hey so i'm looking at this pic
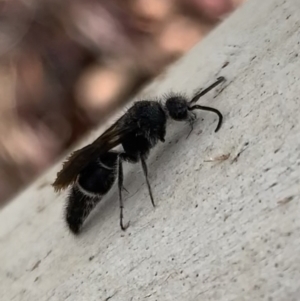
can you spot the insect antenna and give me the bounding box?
[189,76,225,104]
[189,105,223,132]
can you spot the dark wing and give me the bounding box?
[52,116,136,192]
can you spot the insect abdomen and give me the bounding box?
[65,152,119,234]
[65,187,101,234]
[77,152,118,195]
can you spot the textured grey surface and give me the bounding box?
[1,0,300,300]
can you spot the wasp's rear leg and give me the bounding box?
[118,157,130,231]
[140,155,155,207]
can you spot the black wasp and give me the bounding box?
[53,76,225,234]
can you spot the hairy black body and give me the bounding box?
[66,152,118,234]
[54,77,226,234]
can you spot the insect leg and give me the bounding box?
[122,186,129,194]
[189,77,225,104]
[118,156,130,231]
[186,112,197,139]
[189,105,223,132]
[140,155,155,207]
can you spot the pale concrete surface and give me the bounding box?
[1,0,300,300]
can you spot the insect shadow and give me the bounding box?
[53,77,226,234]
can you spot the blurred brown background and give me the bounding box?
[0,0,245,206]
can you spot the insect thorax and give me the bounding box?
[127,101,167,141]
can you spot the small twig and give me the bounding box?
[223,214,230,221]
[30,260,41,271]
[104,292,117,301]
[277,196,294,206]
[204,153,230,163]
[231,142,249,163]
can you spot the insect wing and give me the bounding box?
[52,119,136,191]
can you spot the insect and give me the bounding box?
[53,76,225,233]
